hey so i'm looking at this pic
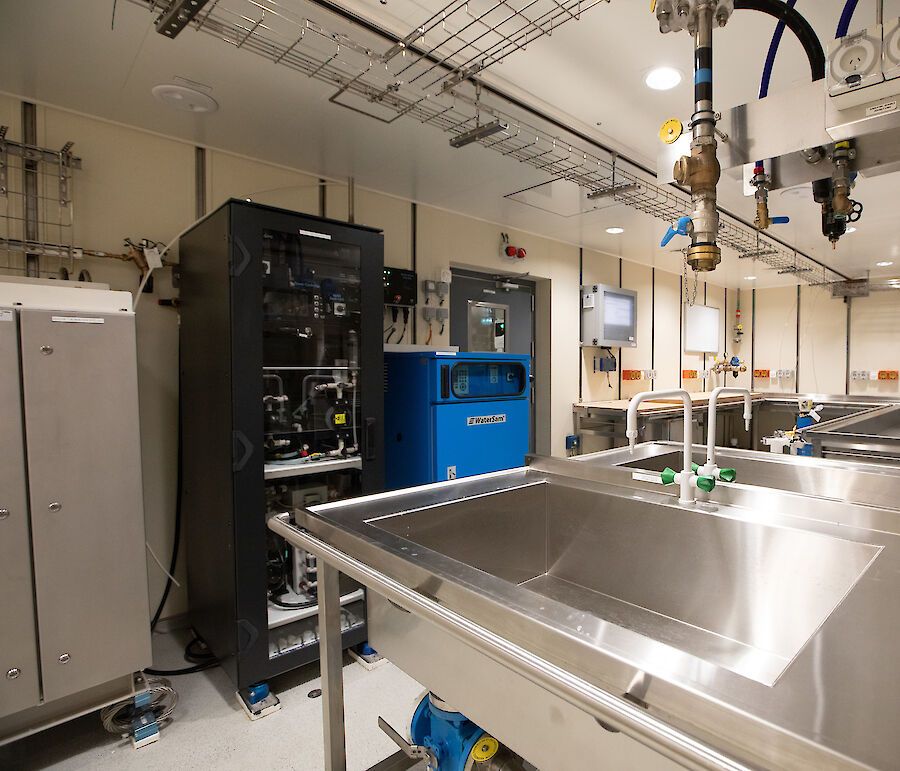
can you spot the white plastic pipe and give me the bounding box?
[627,389,694,504]
[705,387,752,469]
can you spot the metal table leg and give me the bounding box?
[320,559,347,771]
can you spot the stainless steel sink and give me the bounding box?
[575,440,900,510]
[371,478,878,686]
[277,456,900,769]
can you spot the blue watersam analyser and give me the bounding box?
[384,351,531,490]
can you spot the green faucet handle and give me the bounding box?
[696,475,716,492]
[661,467,677,485]
[691,462,699,473]
[718,468,736,483]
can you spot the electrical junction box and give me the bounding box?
[581,284,637,348]
[596,356,617,373]
[383,267,417,307]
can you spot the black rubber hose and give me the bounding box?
[734,0,825,82]
[144,661,217,677]
[150,345,182,631]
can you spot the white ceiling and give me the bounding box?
[1,0,899,288]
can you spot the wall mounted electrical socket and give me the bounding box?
[440,269,452,284]
[436,307,449,321]
[422,306,436,322]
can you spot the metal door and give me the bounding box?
[0,308,41,717]
[450,270,535,451]
[19,309,151,702]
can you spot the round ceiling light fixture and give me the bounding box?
[151,84,218,113]
[877,260,894,267]
[845,226,857,233]
[645,66,682,90]
[744,275,757,280]
[605,227,625,234]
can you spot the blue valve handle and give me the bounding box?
[661,216,692,247]
[771,216,790,224]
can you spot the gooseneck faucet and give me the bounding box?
[698,387,752,482]
[626,389,715,506]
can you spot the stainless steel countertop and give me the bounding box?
[573,440,900,510]
[573,392,899,418]
[295,457,900,770]
[807,403,900,446]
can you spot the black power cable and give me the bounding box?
[150,345,182,631]
[144,661,217,677]
[734,0,825,81]
[144,636,219,677]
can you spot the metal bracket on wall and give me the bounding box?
[0,130,82,170]
[0,125,82,273]
[0,126,7,197]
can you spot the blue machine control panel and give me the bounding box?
[384,352,531,490]
[450,361,526,399]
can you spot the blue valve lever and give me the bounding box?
[661,216,692,247]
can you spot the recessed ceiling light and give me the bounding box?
[605,227,625,234]
[151,84,219,113]
[877,261,894,267]
[645,66,682,90]
[744,275,757,280]
[846,226,857,233]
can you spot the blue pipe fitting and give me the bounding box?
[410,694,498,771]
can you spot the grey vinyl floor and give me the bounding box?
[0,628,425,771]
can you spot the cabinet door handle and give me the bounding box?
[233,430,253,472]
[364,417,377,461]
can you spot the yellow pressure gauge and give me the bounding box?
[660,118,683,145]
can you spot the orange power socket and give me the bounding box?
[878,370,899,380]
[682,369,698,379]
[754,369,771,378]
[622,370,643,381]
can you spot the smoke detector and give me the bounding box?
[151,84,218,113]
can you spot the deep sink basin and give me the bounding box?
[371,480,878,686]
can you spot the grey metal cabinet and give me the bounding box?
[0,309,41,718]
[0,306,151,716]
